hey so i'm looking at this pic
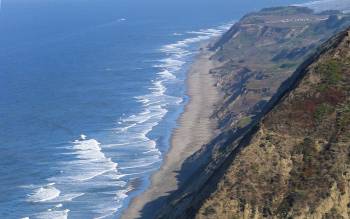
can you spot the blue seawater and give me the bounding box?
[0,0,311,218]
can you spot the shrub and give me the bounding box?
[314,103,334,122]
[237,116,253,128]
[315,59,342,85]
[338,103,350,128]
[316,83,328,92]
[280,62,297,69]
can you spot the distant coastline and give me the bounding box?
[121,1,350,218]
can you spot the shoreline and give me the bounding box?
[121,47,220,219]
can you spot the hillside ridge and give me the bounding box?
[136,6,350,219]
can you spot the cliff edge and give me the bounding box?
[197,28,350,219]
[154,7,350,219]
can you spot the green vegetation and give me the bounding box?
[314,103,334,122]
[279,62,298,69]
[237,116,253,128]
[277,190,307,218]
[338,103,350,128]
[203,206,216,216]
[315,59,342,85]
[324,207,344,219]
[315,58,342,95]
[260,6,313,16]
[251,163,259,173]
[316,83,328,92]
[297,138,317,163]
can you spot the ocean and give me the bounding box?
[0,0,332,218]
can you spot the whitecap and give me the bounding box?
[25,135,124,218]
[27,184,60,203]
[118,159,161,170]
[50,193,85,202]
[115,186,133,201]
[173,32,183,36]
[24,22,235,219]
[34,209,69,219]
[47,138,119,183]
[158,70,177,80]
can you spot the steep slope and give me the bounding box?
[197,28,350,219]
[176,7,350,182]
[210,6,350,132]
[154,9,350,219]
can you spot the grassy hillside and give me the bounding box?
[210,6,350,132]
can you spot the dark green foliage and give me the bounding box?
[294,138,318,165]
[260,6,313,15]
[237,117,253,128]
[316,83,328,92]
[323,207,344,219]
[314,103,334,122]
[281,138,332,215]
[338,103,350,128]
[280,63,298,69]
[203,206,216,216]
[315,59,342,85]
[294,138,315,155]
[277,191,307,218]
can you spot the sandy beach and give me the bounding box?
[121,48,220,219]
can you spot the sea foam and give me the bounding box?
[22,22,233,219]
[27,184,60,203]
[34,209,70,219]
[110,20,234,201]
[24,136,127,219]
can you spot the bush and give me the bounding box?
[237,117,253,128]
[338,103,350,128]
[314,103,334,122]
[315,59,342,85]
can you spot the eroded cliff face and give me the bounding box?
[197,29,350,219]
[155,7,350,219]
[177,7,350,185]
[210,6,350,132]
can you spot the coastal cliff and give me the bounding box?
[196,28,350,219]
[211,6,350,132]
[152,6,350,219]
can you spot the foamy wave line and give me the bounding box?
[26,183,61,203]
[111,21,233,210]
[160,23,233,61]
[22,22,234,219]
[33,209,70,219]
[111,20,234,206]
[23,207,70,219]
[49,137,119,182]
[24,135,128,219]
